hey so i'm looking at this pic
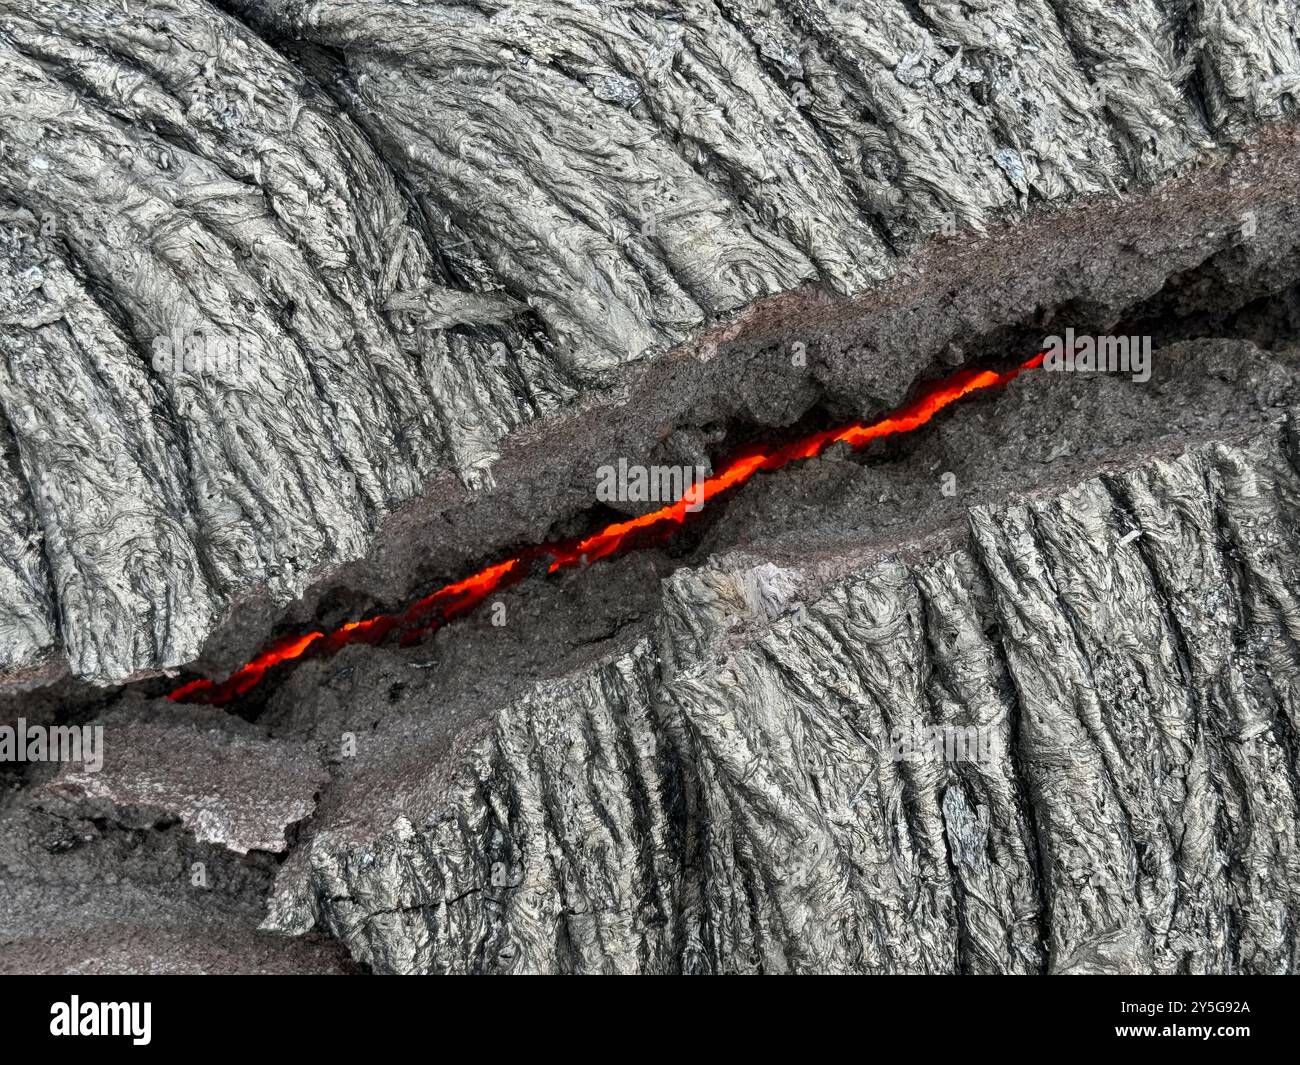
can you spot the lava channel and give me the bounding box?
[168,353,1046,704]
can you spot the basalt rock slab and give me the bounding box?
[40,702,328,855]
[0,771,353,974]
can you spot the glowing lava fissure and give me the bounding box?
[168,353,1045,705]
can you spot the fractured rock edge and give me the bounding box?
[0,776,357,975]
[87,124,1300,691]
[40,702,329,855]
[261,413,1300,974]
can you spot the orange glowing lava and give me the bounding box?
[168,353,1044,704]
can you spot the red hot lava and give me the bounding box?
[169,354,1045,704]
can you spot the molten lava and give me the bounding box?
[169,353,1045,704]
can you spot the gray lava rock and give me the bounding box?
[263,416,1300,973]
[1,0,1297,685]
[2,0,1300,979]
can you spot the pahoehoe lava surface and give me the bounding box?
[2,0,1299,686]
[1,0,1300,976]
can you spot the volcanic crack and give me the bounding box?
[167,354,1045,704]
